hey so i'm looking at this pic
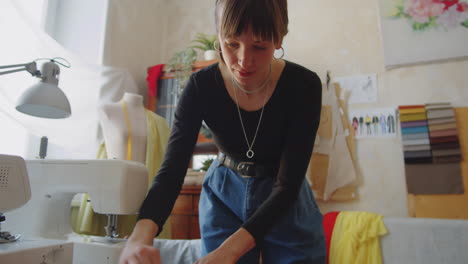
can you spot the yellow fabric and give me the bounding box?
[329,211,388,264]
[122,101,133,160]
[399,108,426,115]
[71,110,171,238]
[400,113,427,122]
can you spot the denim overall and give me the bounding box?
[199,159,326,264]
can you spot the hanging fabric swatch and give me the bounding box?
[399,103,464,194]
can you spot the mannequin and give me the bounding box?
[99,92,147,163]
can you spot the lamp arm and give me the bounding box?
[0,62,40,77]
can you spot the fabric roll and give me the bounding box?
[433,155,462,163]
[431,141,460,150]
[432,148,461,157]
[429,123,457,131]
[399,107,426,115]
[425,102,451,110]
[429,129,457,138]
[430,135,459,144]
[404,157,433,164]
[402,132,429,141]
[400,113,427,122]
[403,144,431,152]
[403,138,430,146]
[401,120,428,128]
[401,126,429,134]
[426,109,455,119]
[405,163,463,194]
[404,150,432,158]
[427,117,456,125]
[399,105,426,110]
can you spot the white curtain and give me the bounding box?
[0,0,138,158]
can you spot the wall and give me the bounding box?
[95,0,468,217]
[102,0,167,96]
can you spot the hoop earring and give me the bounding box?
[274,47,285,59]
[214,40,221,52]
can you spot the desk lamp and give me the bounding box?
[0,58,71,118]
[0,58,71,243]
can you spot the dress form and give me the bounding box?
[99,93,147,163]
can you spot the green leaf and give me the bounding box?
[462,20,468,28]
[190,32,217,50]
[412,22,430,31]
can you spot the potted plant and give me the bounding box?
[166,47,198,96]
[191,33,218,61]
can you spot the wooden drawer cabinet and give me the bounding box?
[170,185,202,239]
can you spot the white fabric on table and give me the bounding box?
[381,217,468,264]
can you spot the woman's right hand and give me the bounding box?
[119,240,161,264]
[119,219,161,264]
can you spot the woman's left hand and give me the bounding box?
[194,248,237,264]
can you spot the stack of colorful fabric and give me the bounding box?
[399,105,431,164]
[426,103,462,163]
[399,103,464,194]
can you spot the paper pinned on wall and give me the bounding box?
[334,74,378,104]
[348,108,397,139]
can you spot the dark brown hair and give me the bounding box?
[215,0,289,45]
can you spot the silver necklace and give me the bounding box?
[232,64,272,94]
[231,66,271,159]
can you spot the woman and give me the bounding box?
[119,0,325,263]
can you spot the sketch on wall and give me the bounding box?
[378,0,468,68]
[349,108,397,139]
[334,74,378,104]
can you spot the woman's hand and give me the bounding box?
[119,240,161,264]
[195,228,255,264]
[194,247,237,264]
[119,219,161,264]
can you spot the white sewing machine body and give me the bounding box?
[2,159,148,240]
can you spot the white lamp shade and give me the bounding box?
[16,82,71,119]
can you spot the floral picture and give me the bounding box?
[378,0,468,68]
[391,0,468,31]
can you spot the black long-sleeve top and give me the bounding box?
[138,60,322,245]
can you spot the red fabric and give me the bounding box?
[146,64,164,98]
[398,105,425,110]
[323,211,340,264]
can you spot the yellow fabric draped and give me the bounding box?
[329,211,388,264]
[122,101,133,160]
[71,110,171,238]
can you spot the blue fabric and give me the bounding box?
[401,126,429,135]
[199,160,326,264]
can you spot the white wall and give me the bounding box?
[102,0,167,96]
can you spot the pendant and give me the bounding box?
[246,149,254,159]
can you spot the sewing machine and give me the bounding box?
[1,158,148,241]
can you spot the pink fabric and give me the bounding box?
[429,128,458,138]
